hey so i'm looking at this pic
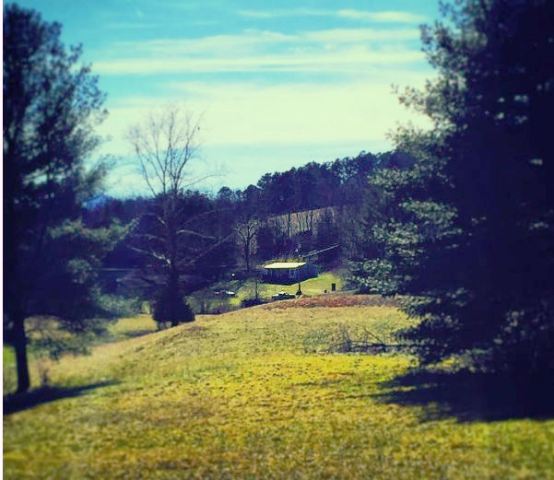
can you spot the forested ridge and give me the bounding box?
[82,150,413,284]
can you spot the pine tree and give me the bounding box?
[363,0,554,376]
[3,4,121,392]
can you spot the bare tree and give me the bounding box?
[129,107,201,198]
[128,106,226,326]
[235,217,260,272]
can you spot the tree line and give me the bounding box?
[85,149,413,275]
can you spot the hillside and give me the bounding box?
[188,271,345,313]
[4,298,554,479]
[267,206,338,238]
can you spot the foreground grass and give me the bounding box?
[106,314,158,341]
[4,300,554,479]
[3,315,158,395]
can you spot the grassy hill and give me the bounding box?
[4,297,554,479]
[188,271,345,313]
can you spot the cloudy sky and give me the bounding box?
[15,0,438,196]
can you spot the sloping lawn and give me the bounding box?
[4,298,554,479]
[189,270,344,312]
[3,315,159,395]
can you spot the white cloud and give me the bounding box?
[337,10,426,23]
[96,74,431,156]
[92,23,432,193]
[109,30,292,56]
[94,49,424,75]
[238,8,328,19]
[302,28,419,43]
[237,8,426,24]
[108,27,418,55]
[97,76,432,194]
[173,79,431,146]
[93,27,423,76]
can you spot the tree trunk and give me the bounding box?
[245,242,250,272]
[13,313,30,393]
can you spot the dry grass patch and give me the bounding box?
[264,294,402,310]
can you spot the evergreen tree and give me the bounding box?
[3,4,121,392]
[361,0,554,375]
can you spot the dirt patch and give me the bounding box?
[262,294,403,310]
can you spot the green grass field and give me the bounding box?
[4,297,554,479]
[189,270,344,312]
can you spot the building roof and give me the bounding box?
[263,262,306,269]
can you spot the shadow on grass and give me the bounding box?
[376,370,554,422]
[4,381,117,415]
[115,329,157,340]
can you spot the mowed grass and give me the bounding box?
[4,299,554,479]
[189,271,344,312]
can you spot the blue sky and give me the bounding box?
[14,0,439,196]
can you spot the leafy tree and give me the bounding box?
[256,223,281,261]
[3,4,120,392]
[361,0,554,376]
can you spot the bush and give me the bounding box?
[97,294,143,318]
[241,298,264,308]
[153,284,194,327]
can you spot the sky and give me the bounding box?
[14,0,439,196]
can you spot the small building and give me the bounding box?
[262,261,317,283]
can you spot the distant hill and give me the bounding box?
[83,193,113,209]
[267,206,338,238]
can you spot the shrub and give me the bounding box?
[97,294,143,318]
[241,298,264,308]
[153,284,195,327]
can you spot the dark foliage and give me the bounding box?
[253,152,394,215]
[356,0,554,375]
[240,298,265,308]
[3,4,120,392]
[88,151,408,274]
[376,369,554,422]
[152,273,195,327]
